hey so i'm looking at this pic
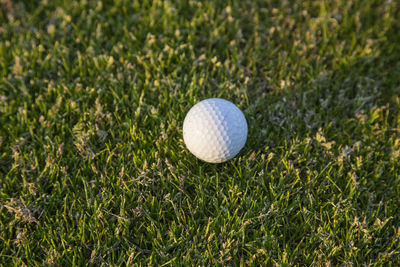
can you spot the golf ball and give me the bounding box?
[183,98,248,163]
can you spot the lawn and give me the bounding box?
[1,0,400,265]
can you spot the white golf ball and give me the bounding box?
[183,98,248,163]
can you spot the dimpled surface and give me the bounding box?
[183,98,248,163]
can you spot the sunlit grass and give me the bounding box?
[1,0,399,265]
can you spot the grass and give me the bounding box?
[1,0,400,265]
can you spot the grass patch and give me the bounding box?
[1,0,400,265]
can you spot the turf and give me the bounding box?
[1,0,400,265]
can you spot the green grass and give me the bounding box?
[1,0,400,265]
